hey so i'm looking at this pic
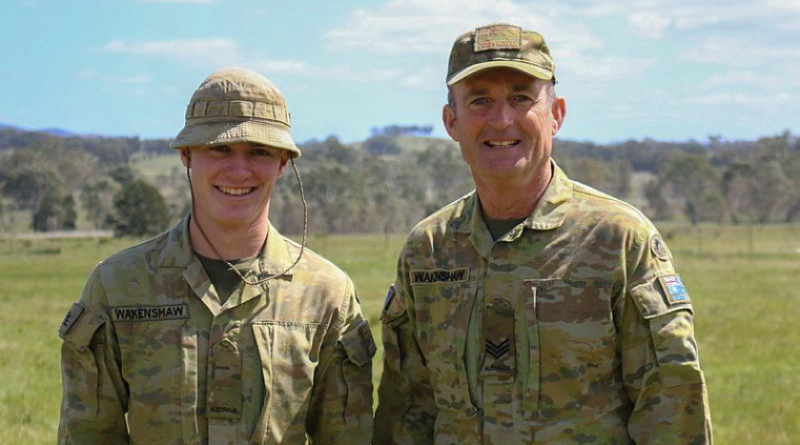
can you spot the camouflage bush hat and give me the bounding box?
[171,67,301,158]
[446,23,555,86]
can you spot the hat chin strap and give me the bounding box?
[184,155,308,285]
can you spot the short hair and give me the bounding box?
[447,78,555,113]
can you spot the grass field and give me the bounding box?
[0,224,798,444]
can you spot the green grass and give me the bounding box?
[0,225,798,444]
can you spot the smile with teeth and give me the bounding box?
[485,140,519,147]
[216,186,256,196]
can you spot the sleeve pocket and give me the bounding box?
[340,318,376,424]
[60,304,105,419]
[341,319,377,367]
[630,279,704,388]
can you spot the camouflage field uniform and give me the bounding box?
[58,218,376,444]
[375,163,712,444]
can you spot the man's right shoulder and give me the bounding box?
[93,228,174,282]
[406,191,474,244]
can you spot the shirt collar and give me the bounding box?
[450,160,573,236]
[158,215,294,278]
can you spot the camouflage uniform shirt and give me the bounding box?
[375,163,712,444]
[58,218,376,444]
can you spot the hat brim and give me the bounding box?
[447,60,553,86]
[170,119,301,158]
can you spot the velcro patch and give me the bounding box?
[111,304,189,322]
[410,267,470,285]
[383,285,396,311]
[58,303,85,339]
[658,274,690,305]
[474,24,522,52]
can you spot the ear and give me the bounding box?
[550,97,567,136]
[276,153,290,178]
[179,148,192,168]
[442,104,460,142]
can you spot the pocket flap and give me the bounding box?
[341,318,376,367]
[59,303,105,348]
[630,273,693,320]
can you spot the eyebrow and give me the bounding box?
[466,82,535,97]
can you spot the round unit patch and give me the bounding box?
[650,234,670,261]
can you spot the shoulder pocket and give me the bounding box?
[59,303,106,419]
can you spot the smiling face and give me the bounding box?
[180,142,288,232]
[443,68,565,190]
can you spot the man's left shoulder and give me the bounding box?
[283,238,351,287]
[569,180,656,235]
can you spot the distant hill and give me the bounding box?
[38,127,77,137]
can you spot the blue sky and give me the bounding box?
[1,0,798,144]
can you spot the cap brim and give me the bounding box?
[170,120,301,158]
[447,60,553,86]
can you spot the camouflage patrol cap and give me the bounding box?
[171,67,301,158]
[447,23,555,86]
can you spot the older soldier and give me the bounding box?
[58,68,375,444]
[374,24,712,444]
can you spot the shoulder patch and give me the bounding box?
[383,285,396,311]
[650,234,670,261]
[59,303,85,339]
[410,267,470,285]
[658,274,690,305]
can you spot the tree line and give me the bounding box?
[0,126,798,237]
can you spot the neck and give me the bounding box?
[189,212,270,260]
[475,164,553,220]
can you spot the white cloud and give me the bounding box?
[102,38,307,75]
[559,55,657,82]
[699,70,798,89]
[119,75,152,84]
[98,38,440,90]
[326,0,583,55]
[325,0,656,86]
[103,38,238,60]
[137,0,215,3]
[398,66,439,90]
[627,12,670,39]
[680,37,800,65]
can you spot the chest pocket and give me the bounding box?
[412,281,478,417]
[526,278,619,420]
[250,321,324,444]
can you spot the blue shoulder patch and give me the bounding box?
[658,274,690,305]
[383,285,396,311]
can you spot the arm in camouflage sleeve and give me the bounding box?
[619,232,713,444]
[58,267,129,444]
[306,278,375,445]
[373,253,437,445]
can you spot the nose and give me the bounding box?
[224,152,252,181]
[488,101,514,130]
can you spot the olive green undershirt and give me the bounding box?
[483,214,528,241]
[196,253,257,304]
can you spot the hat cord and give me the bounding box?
[185,157,308,285]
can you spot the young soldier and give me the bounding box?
[374,24,712,444]
[58,68,375,444]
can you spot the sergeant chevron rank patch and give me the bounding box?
[485,338,511,359]
[481,296,515,382]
